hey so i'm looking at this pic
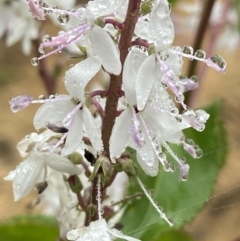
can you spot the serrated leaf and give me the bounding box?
[0,215,59,241]
[120,102,227,240]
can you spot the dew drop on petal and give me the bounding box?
[170,107,179,116]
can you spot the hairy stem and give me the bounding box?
[101,0,141,158]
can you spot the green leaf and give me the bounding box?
[143,229,194,241]
[120,102,227,240]
[0,215,59,241]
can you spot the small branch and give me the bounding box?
[92,98,105,119]
[76,192,87,212]
[131,39,150,48]
[89,90,108,98]
[104,18,124,30]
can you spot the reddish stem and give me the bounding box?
[101,0,141,158]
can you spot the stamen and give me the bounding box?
[136,177,174,226]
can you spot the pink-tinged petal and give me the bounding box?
[87,0,127,18]
[28,0,45,20]
[83,106,103,152]
[90,25,121,75]
[61,111,83,156]
[12,152,45,201]
[46,153,81,175]
[33,97,74,131]
[110,108,132,159]
[123,47,147,106]
[9,95,33,113]
[150,0,174,50]
[63,57,101,101]
[179,163,190,181]
[136,54,156,111]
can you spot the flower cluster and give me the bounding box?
[5,0,226,240]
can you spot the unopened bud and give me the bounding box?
[66,175,83,193]
[89,155,112,186]
[116,158,138,177]
[68,152,83,165]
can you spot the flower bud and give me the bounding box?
[115,158,138,177]
[89,155,112,186]
[68,152,83,165]
[66,175,83,194]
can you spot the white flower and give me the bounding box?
[34,56,103,156]
[4,131,81,201]
[35,0,122,75]
[67,219,140,241]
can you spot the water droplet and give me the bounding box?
[31,57,39,66]
[190,75,198,82]
[167,217,175,226]
[182,45,194,55]
[38,46,45,54]
[210,55,226,69]
[38,95,45,100]
[170,107,179,116]
[57,13,70,25]
[158,152,166,161]
[181,174,188,181]
[196,148,203,158]
[155,145,162,154]
[42,34,52,43]
[194,49,206,59]
[49,94,55,99]
[169,163,176,172]
[152,137,159,146]
[175,94,184,103]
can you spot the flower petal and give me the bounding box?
[90,25,121,75]
[110,108,132,159]
[63,57,101,101]
[123,47,147,106]
[13,151,45,201]
[34,97,74,131]
[83,106,103,152]
[150,0,174,50]
[46,153,81,175]
[87,0,127,18]
[61,110,83,156]
[136,54,156,111]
